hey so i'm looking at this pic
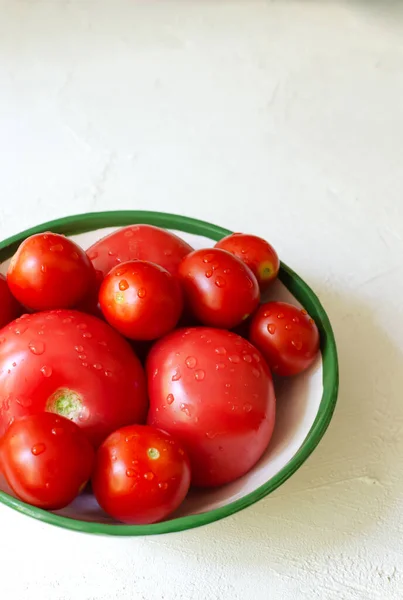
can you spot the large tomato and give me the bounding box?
[0,413,94,510]
[7,233,96,311]
[0,274,21,329]
[87,224,193,278]
[99,260,183,340]
[147,327,276,487]
[0,310,148,446]
[178,248,260,329]
[92,424,191,524]
[249,301,320,376]
[215,233,280,292]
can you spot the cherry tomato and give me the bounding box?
[215,233,280,292]
[92,424,191,524]
[87,224,193,279]
[0,413,94,510]
[147,327,276,487]
[0,310,148,446]
[0,274,21,329]
[99,261,183,341]
[7,233,96,311]
[178,248,260,329]
[249,301,320,376]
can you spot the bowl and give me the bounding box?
[0,211,339,535]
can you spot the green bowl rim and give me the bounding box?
[0,210,339,536]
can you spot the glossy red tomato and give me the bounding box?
[147,327,276,487]
[249,301,320,376]
[0,310,148,446]
[99,261,183,341]
[92,424,191,524]
[178,248,260,329]
[0,274,21,328]
[0,413,94,510]
[215,233,280,292]
[7,233,96,311]
[87,224,193,279]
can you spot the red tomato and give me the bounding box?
[87,224,193,279]
[99,261,183,341]
[7,233,96,311]
[215,233,280,292]
[0,413,94,510]
[0,310,148,446]
[0,274,21,328]
[249,301,320,376]
[147,327,276,487]
[178,248,260,329]
[92,424,191,524]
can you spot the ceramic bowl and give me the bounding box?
[0,211,338,535]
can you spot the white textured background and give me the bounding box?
[1,1,403,599]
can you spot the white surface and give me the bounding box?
[0,1,402,599]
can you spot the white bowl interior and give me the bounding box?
[0,227,323,522]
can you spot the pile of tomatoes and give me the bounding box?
[0,224,320,524]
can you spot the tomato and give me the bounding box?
[249,301,320,376]
[7,233,96,311]
[99,261,183,341]
[92,424,191,524]
[0,310,148,446]
[215,233,280,292]
[0,413,94,510]
[178,248,260,329]
[147,327,276,487]
[0,274,21,329]
[87,224,193,279]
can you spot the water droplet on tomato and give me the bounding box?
[119,279,129,291]
[194,369,205,381]
[225,382,231,388]
[78,354,87,360]
[285,324,292,330]
[216,362,225,370]
[203,253,214,263]
[28,341,45,355]
[81,362,88,367]
[12,362,16,367]
[229,355,240,363]
[75,345,84,353]
[98,340,108,348]
[115,267,127,277]
[126,469,136,477]
[206,431,217,439]
[108,250,115,256]
[82,332,92,339]
[292,316,300,324]
[309,318,315,325]
[205,270,213,278]
[243,403,252,413]
[144,472,154,481]
[277,313,284,319]
[93,363,102,370]
[263,311,272,318]
[215,347,226,355]
[166,393,174,405]
[124,229,134,238]
[171,368,181,381]
[223,269,230,274]
[104,370,112,377]
[62,317,72,324]
[215,276,226,288]
[292,340,303,351]
[185,356,197,369]
[50,244,64,252]
[77,323,88,330]
[252,353,260,362]
[78,406,90,422]
[51,427,64,435]
[252,368,260,378]
[158,482,168,490]
[137,288,146,299]
[301,309,308,315]
[40,365,52,378]
[267,324,276,334]
[242,354,252,363]
[88,250,98,259]
[31,443,46,456]
[180,403,191,416]
[164,248,172,257]
[71,251,79,260]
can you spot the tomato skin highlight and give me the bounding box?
[87,224,194,279]
[249,301,320,376]
[0,413,95,510]
[178,248,260,330]
[92,424,191,524]
[7,233,96,311]
[0,310,148,447]
[0,274,22,329]
[215,233,280,292]
[147,327,276,487]
[99,260,183,341]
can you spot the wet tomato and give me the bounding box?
[87,224,193,279]
[92,424,191,524]
[0,274,21,329]
[178,248,260,329]
[147,327,276,487]
[249,301,320,376]
[0,413,94,510]
[7,233,96,311]
[99,260,183,341]
[0,310,148,446]
[215,233,280,292]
